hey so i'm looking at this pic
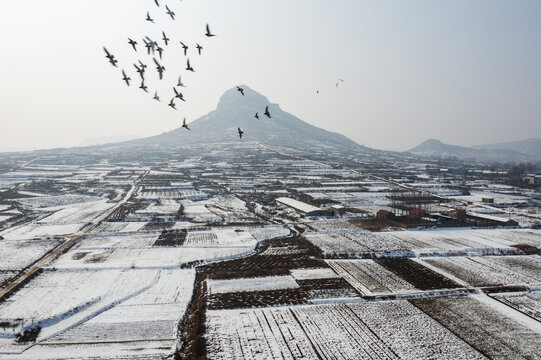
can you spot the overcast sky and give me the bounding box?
[1,0,540,152]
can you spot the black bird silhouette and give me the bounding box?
[173,87,186,101]
[143,39,152,55]
[153,57,165,79]
[179,41,188,56]
[138,60,147,71]
[154,0,160,7]
[254,112,259,119]
[264,106,271,118]
[162,31,170,46]
[177,75,186,87]
[186,58,194,72]
[156,46,164,59]
[134,64,145,79]
[121,69,131,86]
[205,23,216,37]
[182,117,190,130]
[238,127,244,139]
[196,43,203,55]
[153,91,160,101]
[139,80,148,93]
[128,38,137,52]
[165,5,175,20]
[145,36,157,54]
[146,12,154,23]
[168,98,177,110]
[236,86,245,96]
[103,47,118,67]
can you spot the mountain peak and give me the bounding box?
[121,85,366,154]
[217,85,271,110]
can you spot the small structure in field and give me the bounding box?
[376,209,396,221]
[276,197,328,216]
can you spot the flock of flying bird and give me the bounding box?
[102,0,222,134]
[103,0,342,140]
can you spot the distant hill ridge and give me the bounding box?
[407,138,539,163]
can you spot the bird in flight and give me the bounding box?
[153,91,160,101]
[146,12,154,23]
[103,47,118,67]
[205,23,216,37]
[153,57,165,79]
[182,117,190,130]
[177,75,186,87]
[196,43,203,55]
[134,64,145,79]
[264,106,271,118]
[156,46,164,59]
[121,69,131,86]
[236,86,245,96]
[154,0,160,7]
[168,98,177,110]
[238,127,244,139]
[179,41,188,56]
[254,112,259,119]
[186,58,194,72]
[128,38,138,52]
[139,80,148,93]
[173,87,186,101]
[162,31,170,46]
[165,5,175,20]
[138,60,147,71]
[145,36,157,53]
[143,38,152,55]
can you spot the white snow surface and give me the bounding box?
[208,275,299,294]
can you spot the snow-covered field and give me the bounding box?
[206,300,486,360]
[208,275,299,295]
[422,255,541,287]
[307,228,541,257]
[0,268,195,356]
[327,260,416,295]
[47,246,254,270]
[411,294,541,358]
[492,291,541,322]
[0,239,62,270]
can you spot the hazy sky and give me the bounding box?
[1,0,540,152]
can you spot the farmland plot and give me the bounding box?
[206,301,485,360]
[75,234,159,249]
[185,229,257,247]
[208,275,299,295]
[305,233,415,258]
[48,246,253,269]
[492,291,541,322]
[0,239,62,270]
[206,307,320,360]
[39,200,115,224]
[305,219,362,233]
[327,260,415,295]
[411,294,541,359]
[0,268,159,342]
[0,223,84,240]
[248,226,290,242]
[343,301,485,359]
[422,256,540,287]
